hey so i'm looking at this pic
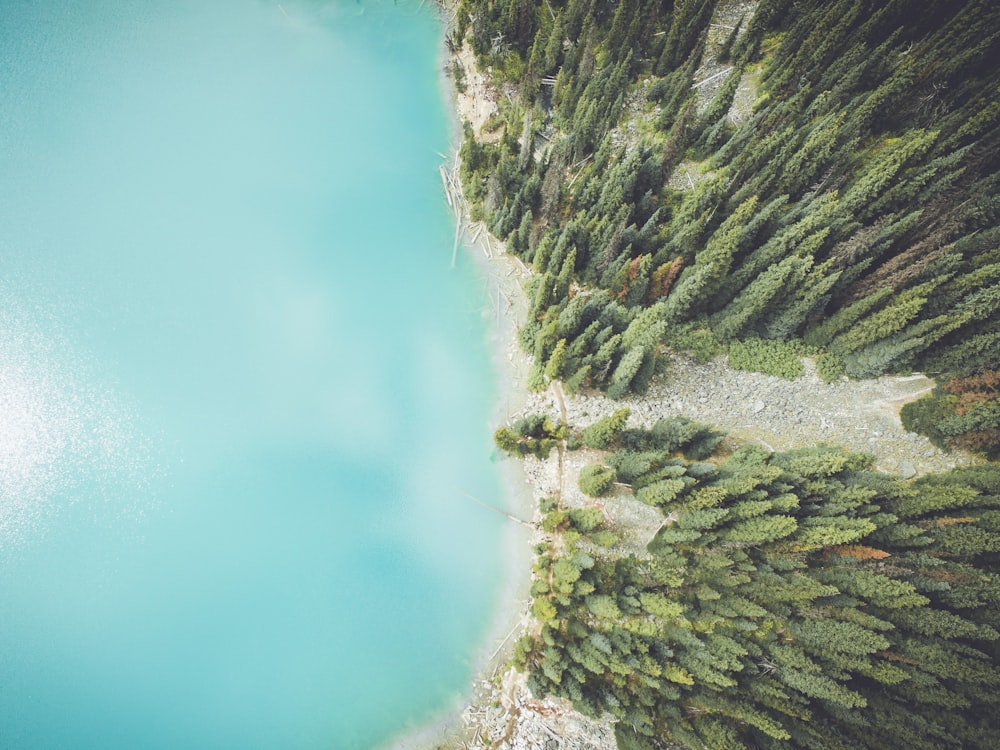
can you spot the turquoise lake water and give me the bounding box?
[0,2,507,748]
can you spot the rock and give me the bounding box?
[899,460,917,478]
[752,399,765,413]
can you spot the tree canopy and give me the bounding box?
[456,0,1000,453]
[512,415,1000,749]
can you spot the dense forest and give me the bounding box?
[458,0,1000,747]
[453,0,1000,454]
[499,413,1000,750]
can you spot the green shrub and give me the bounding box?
[590,529,618,547]
[900,390,954,451]
[668,326,724,363]
[816,352,846,382]
[728,338,805,379]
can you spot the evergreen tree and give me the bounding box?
[510,427,1000,749]
[458,0,1000,389]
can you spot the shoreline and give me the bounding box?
[382,5,621,743]
[380,8,546,748]
[391,18,624,746]
[387,5,981,746]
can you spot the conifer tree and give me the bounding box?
[459,0,1000,390]
[506,412,1000,749]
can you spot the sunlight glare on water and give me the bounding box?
[0,285,157,550]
